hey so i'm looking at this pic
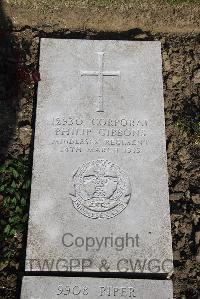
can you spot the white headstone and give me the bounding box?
[26,39,173,274]
[21,276,173,299]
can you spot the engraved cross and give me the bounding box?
[80,52,120,112]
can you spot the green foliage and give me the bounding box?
[0,156,30,262]
[176,113,200,144]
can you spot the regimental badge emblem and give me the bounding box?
[70,159,131,219]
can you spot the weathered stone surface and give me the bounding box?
[21,276,173,299]
[25,39,172,274]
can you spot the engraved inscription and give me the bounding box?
[80,52,120,112]
[99,286,136,297]
[70,159,131,219]
[57,285,88,296]
[56,285,137,297]
[50,116,149,155]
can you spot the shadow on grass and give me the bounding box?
[0,2,22,299]
[0,2,20,165]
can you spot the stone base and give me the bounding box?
[21,276,173,298]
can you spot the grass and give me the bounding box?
[7,0,200,8]
[166,0,200,3]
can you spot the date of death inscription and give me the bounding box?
[49,116,149,154]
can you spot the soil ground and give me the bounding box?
[0,1,199,298]
[3,0,200,33]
